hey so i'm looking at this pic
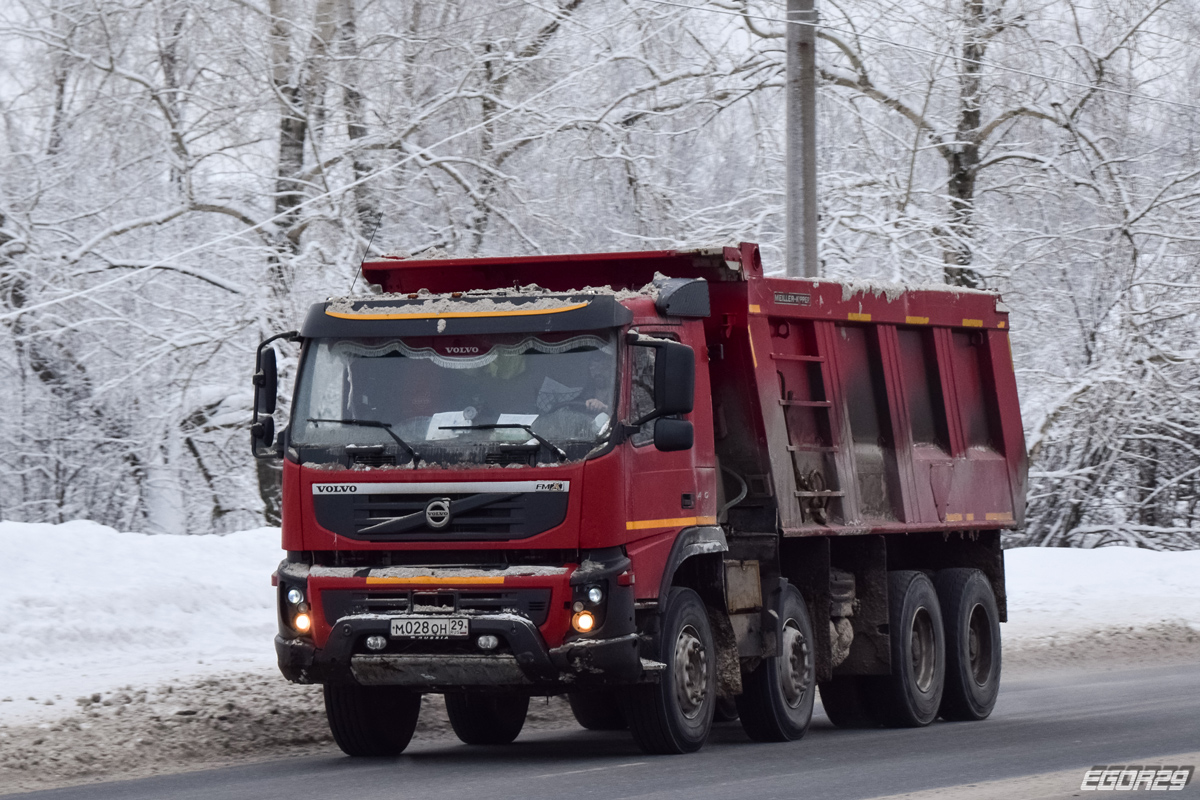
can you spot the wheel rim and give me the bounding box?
[967,602,993,685]
[910,607,936,693]
[779,618,812,709]
[673,624,709,720]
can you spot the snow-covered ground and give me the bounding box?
[1,520,1198,725]
[0,521,279,723]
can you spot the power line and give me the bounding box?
[637,0,1200,115]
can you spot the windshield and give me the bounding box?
[291,332,617,463]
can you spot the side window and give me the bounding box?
[630,345,656,446]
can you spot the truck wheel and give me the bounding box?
[444,692,529,745]
[713,696,740,723]
[934,568,1002,721]
[874,570,945,727]
[323,683,422,757]
[818,677,880,728]
[622,587,716,754]
[736,585,815,742]
[568,691,627,730]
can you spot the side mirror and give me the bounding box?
[653,340,695,416]
[654,418,693,452]
[255,348,278,415]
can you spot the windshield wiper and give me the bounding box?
[308,418,421,465]
[439,424,568,463]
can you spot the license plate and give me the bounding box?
[389,616,469,639]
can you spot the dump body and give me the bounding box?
[260,242,1026,753]
[360,242,1027,540]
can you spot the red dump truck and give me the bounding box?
[251,243,1026,756]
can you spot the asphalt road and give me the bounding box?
[14,663,1200,800]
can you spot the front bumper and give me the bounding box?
[276,547,643,690]
[275,614,643,689]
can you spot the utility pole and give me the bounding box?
[785,0,819,278]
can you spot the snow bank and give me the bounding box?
[1,520,1197,724]
[0,520,280,722]
[1004,546,1200,642]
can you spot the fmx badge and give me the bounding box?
[774,291,811,306]
[535,482,567,492]
[1080,766,1194,791]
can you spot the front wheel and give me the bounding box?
[935,568,1002,721]
[622,587,716,754]
[568,691,627,730]
[736,585,816,742]
[323,683,422,757]
[444,693,529,745]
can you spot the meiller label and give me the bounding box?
[312,481,570,495]
[774,291,811,306]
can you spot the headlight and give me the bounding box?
[587,586,603,604]
[286,588,304,605]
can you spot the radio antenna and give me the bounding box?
[350,214,383,294]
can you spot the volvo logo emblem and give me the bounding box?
[425,498,452,529]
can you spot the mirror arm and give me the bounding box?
[253,330,300,389]
[627,409,662,429]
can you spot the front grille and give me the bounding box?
[362,493,524,534]
[322,587,554,626]
[313,490,570,541]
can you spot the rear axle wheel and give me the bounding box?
[873,571,945,727]
[935,568,1002,720]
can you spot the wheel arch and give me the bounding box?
[658,525,728,609]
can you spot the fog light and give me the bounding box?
[286,588,304,605]
[587,586,603,604]
[365,635,387,651]
[293,613,311,633]
[572,610,596,633]
[477,635,499,650]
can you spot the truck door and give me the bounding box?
[623,326,718,592]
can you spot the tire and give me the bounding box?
[713,696,740,723]
[323,683,422,757]
[444,692,529,745]
[736,585,816,742]
[934,568,1002,721]
[818,676,880,728]
[568,691,627,730]
[621,587,716,754]
[873,570,945,727]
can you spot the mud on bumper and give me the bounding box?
[276,613,644,690]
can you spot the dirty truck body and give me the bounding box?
[252,242,1026,755]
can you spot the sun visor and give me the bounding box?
[299,294,633,338]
